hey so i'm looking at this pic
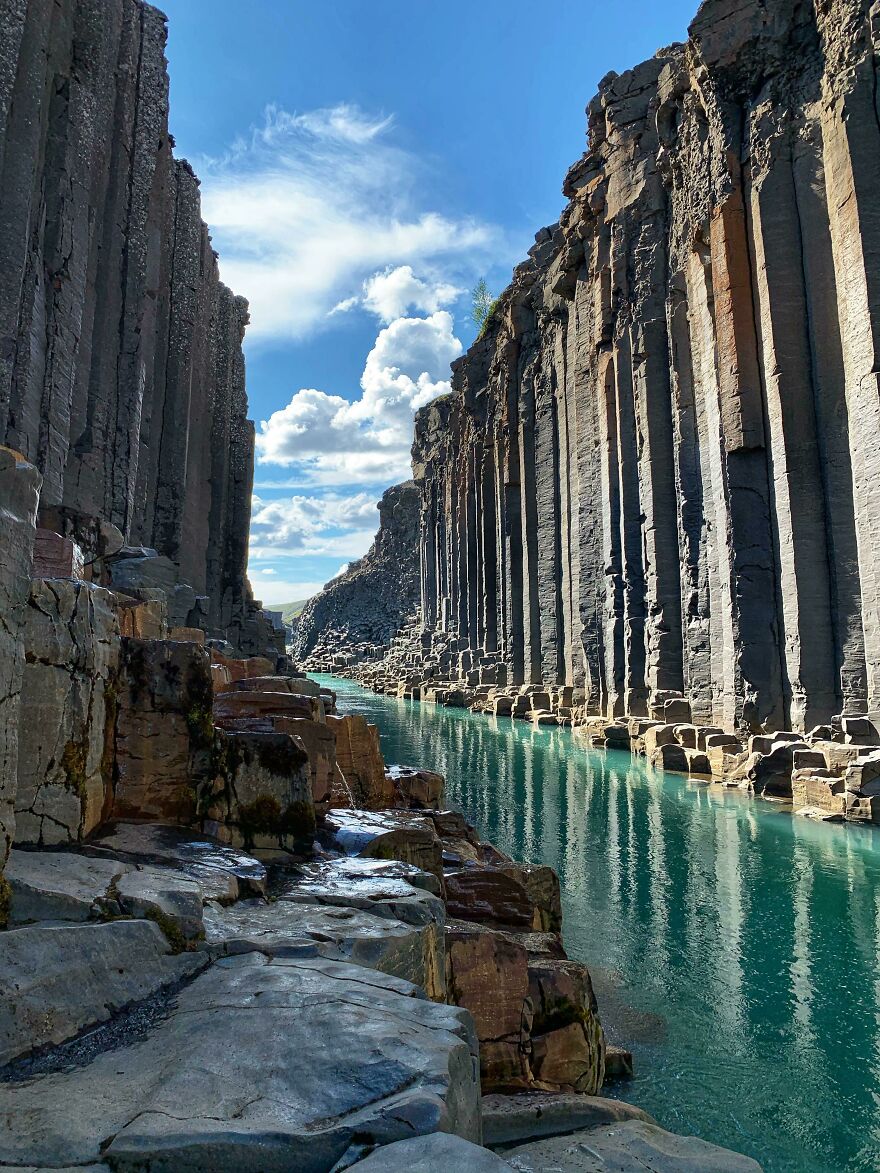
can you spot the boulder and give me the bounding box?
[207,730,314,852]
[0,919,205,1065]
[349,1133,513,1171]
[116,866,205,943]
[213,690,322,724]
[0,954,481,1170]
[445,863,561,933]
[279,855,444,917]
[387,764,446,808]
[497,1120,762,1171]
[528,959,605,1094]
[481,1092,654,1146]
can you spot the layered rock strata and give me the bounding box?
[382,0,880,740]
[296,481,421,669]
[0,0,275,652]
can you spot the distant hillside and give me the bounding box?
[276,599,309,624]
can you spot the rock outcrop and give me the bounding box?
[295,481,421,669]
[0,0,276,653]
[358,0,880,740]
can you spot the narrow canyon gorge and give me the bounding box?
[2,0,880,1170]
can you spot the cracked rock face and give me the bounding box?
[351,0,880,736]
[15,580,120,846]
[0,953,482,1172]
[0,448,40,885]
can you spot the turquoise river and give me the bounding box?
[315,674,880,1173]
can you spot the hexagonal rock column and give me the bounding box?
[0,447,40,911]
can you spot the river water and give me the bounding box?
[315,674,880,1173]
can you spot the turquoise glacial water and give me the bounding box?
[316,674,880,1173]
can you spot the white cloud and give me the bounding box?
[250,578,327,607]
[196,104,498,341]
[362,266,461,323]
[248,491,381,560]
[255,310,461,484]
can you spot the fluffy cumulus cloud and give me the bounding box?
[249,491,381,559]
[255,310,461,484]
[196,105,496,341]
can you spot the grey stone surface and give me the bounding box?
[203,897,445,999]
[279,855,445,924]
[499,1121,762,1171]
[349,1133,514,1171]
[15,580,120,846]
[6,849,128,923]
[481,1092,655,1146]
[0,919,204,1065]
[0,954,481,1171]
[85,821,267,900]
[0,447,40,883]
[116,866,205,942]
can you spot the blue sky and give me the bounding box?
[160,0,697,605]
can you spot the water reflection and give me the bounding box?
[318,677,880,1172]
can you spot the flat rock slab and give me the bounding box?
[0,954,480,1172]
[85,821,266,899]
[5,850,129,923]
[350,1133,513,1171]
[500,1121,763,1171]
[203,899,445,1000]
[0,920,204,1066]
[482,1092,655,1146]
[280,856,444,925]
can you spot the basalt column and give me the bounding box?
[0,0,258,644]
[411,0,880,734]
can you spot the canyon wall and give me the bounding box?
[0,0,266,647]
[295,481,421,667]
[412,0,880,734]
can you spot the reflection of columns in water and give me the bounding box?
[789,835,816,1062]
[606,765,623,914]
[639,762,671,964]
[521,738,536,863]
[711,802,746,1043]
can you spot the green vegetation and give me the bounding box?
[276,599,309,624]
[471,278,500,337]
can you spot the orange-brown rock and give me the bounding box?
[210,652,275,683]
[327,714,395,808]
[213,691,321,726]
[445,862,562,933]
[386,765,445,809]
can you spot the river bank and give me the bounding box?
[321,673,880,1173]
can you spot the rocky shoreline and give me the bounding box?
[325,653,880,832]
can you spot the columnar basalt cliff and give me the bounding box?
[0,0,271,649]
[402,0,880,738]
[295,480,421,669]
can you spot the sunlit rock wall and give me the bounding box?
[0,0,257,644]
[415,0,880,733]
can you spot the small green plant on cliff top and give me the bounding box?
[471,278,499,337]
